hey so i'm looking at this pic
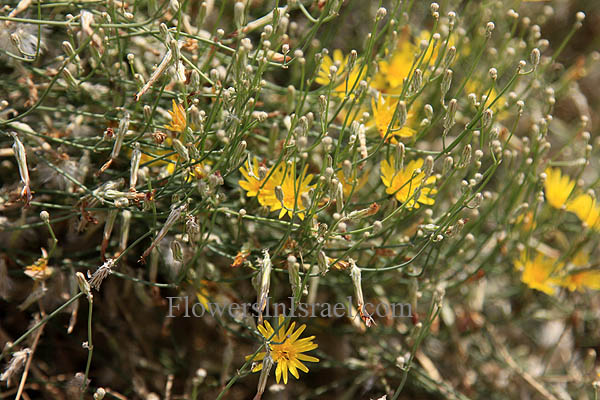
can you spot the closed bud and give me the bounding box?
[424,104,433,120]
[275,185,284,204]
[234,2,245,29]
[443,156,454,175]
[143,105,152,121]
[530,48,540,66]
[335,182,344,213]
[485,22,495,37]
[172,138,189,162]
[482,108,493,128]
[63,68,78,88]
[395,142,405,171]
[287,255,301,298]
[424,156,434,177]
[443,99,458,130]
[62,41,75,57]
[441,69,453,96]
[318,95,327,117]
[444,46,456,68]
[343,160,353,179]
[40,211,50,223]
[395,101,407,128]
[460,144,472,168]
[76,272,92,301]
[376,7,387,20]
[347,50,358,75]
[317,251,330,275]
[409,69,423,93]
[171,240,184,262]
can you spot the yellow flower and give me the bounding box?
[516,210,536,232]
[372,30,451,93]
[165,99,186,133]
[465,80,504,113]
[239,157,279,208]
[514,250,563,295]
[372,36,416,92]
[239,160,314,219]
[544,167,575,209]
[315,49,364,97]
[266,163,315,220]
[336,167,369,198]
[370,95,415,142]
[247,315,319,385]
[380,157,436,209]
[166,157,208,181]
[567,193,600,229]
[558,270,600,292]
[24,248,53,281]
[572,249,589,267]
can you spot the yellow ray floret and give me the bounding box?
[246,315,319,385]
[165,99,186,133]
[544,167,575,209]
[380,157,436,209]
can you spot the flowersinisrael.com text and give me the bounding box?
[166,296,412,319]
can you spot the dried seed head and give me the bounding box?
[88,258,116,290]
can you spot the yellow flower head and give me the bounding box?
[166,158,209,182]
[268,164,315,220]
[24,248,53,281]
[514,250,563,295]
[380,157,436,209]
[465,80,504,114]
[315,49,365,97]
[239,157,281,211]
[247,315,319,385]
[567,193,600,229]
[558,270,600,292]
[371,95,415,142]
[372,38,416,92]
[516,210,536,232]
[165,100,186,133]
[544,167,575,209]
[336,166,369,198]
[239,160,315,219]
